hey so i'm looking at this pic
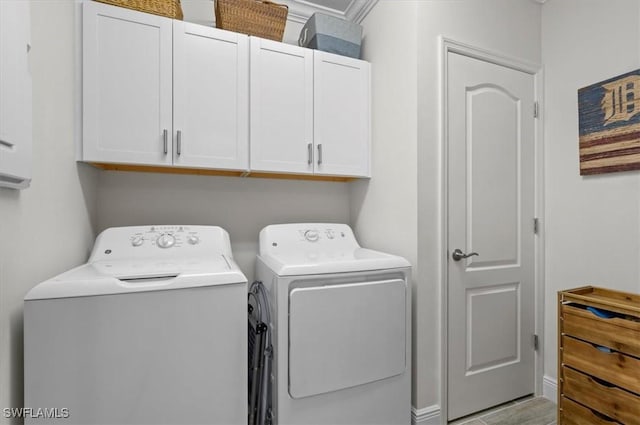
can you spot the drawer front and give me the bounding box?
[562,304,640,357]
[562,336,640,394]
[562,366,640,425]
[561,396,621,425]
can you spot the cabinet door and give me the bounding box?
[173,23,248,170]
[83,1,172,165]
[314,51,370,177]
[0,0,32,188]
[250,37,313,174]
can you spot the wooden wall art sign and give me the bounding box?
[578,69,640,175]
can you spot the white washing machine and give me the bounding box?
[255,223,411,425]
[24,225,247,425]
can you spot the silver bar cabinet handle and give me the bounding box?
[163,129,168,154]
[317,144,323,165]
[177,130,182,156]
[307,143,312,165]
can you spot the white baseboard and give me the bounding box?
[412,404,442,425]
[543,375,557,403]
[411,380,558,425]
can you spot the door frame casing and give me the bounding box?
[438,37,545,421]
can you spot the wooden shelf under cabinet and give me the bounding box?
[89,162,356,182]
[558,286,640,425]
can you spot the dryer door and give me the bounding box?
[288,278,406,399]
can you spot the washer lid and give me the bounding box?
[258,223,410,276]
[25,225,248,300]
[25,255,246,300]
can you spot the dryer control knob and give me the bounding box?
[187,235,200,245]
[157,233,176,249]
[131,236,144,247]
[304,230,320,242]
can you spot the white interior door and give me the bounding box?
[249,37,313,174]
[313,51,370,177]
[173,23,248,170]
[447,52,536,421]
[83,1,173,165]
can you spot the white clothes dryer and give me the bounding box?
[24,225,247,425]
[255,223,411,425]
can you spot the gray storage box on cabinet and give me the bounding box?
[298,12,362,59]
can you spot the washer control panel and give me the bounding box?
[126,226,201,249]
[89,225,233,263]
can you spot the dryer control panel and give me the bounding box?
[259,223,360,257]
[300,227,346,243]
[257,223,410,279]
[89,225,234,262]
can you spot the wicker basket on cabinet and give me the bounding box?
[215,0,288,41]
[93,0,183,20]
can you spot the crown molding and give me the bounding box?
[283,0,379,24]
[345,0,379,23]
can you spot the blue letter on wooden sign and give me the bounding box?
[578,69,640,175]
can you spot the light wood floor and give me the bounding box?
[449,396,556,425]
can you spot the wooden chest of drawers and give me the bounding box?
[558,286,640,424]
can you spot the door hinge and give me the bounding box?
[534,101,540,118]
[533,334,539,351]
[533,218,539,234]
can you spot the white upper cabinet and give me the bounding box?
[173,22,248,170]
[313,51,370,177]
[82,2,249,170]
[83,1,173,165]
[80,3,369,178]
[250,39,370,178]
[250,37,314,174]
[0,0,32,189]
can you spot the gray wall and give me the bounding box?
[96,172,350,281]
[351,0,419,405]
[0,2,98,423]
[541,0,640,387]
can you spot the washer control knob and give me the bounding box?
[187,235,200,245]
[131,236,144,247]
[157,233,176,249]
[304,230,320,242]
[325,229,335,239]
